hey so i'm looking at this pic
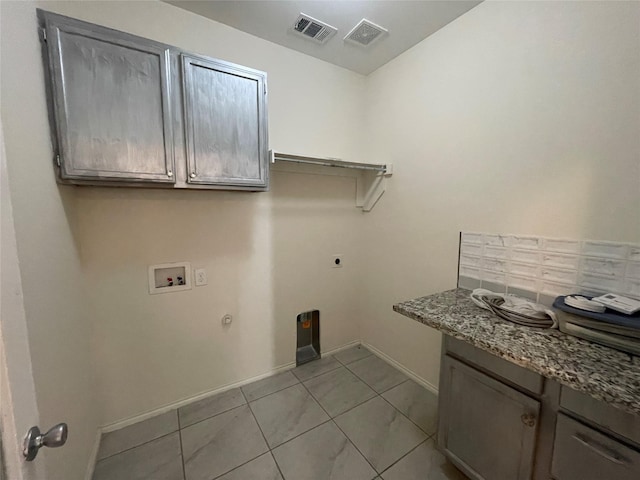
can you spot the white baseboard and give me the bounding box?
[100,361,295,433]
[84,428,101,480]
[362,342,439,395]
[322,339,360,357]
[100,339,361,434]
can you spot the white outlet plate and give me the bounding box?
[194,268,208,286]
[332,254,344,268]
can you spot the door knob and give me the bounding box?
[23,423,68,461]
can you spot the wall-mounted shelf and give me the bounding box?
[270,151,392,212]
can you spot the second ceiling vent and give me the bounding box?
[293,13,337,44]
[344,19,388,47]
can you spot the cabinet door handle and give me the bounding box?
[520,413,536,427]
[572,434,629,465]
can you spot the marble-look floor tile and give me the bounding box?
[304,367,376,417]
[334,345,373,365]
[292,356,341,382]
[216,453,283,480]
[250,383,329,448]
[272,422,376,480]
[335,397,427,472]
[346,355,409,393]
[181,405,268,480]
[382,380,438,435]
[242,371,299,402]
[179,387,246,428]
[98,410,178,460]
[93,432,183,480]
[381,440,467,480]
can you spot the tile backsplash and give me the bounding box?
[458,232,640,306]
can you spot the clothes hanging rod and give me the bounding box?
[271,152,387,173]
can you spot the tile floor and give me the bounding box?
[93,345,467,480]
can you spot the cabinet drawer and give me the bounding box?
[560,386,640,446]
[552,413,640,480]
[445,336,543,395]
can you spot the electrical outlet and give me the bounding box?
[194,268,208,286]
[332,255,344,268]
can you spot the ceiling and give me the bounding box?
[166,1,482,75]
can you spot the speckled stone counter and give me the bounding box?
[393,288,640,417]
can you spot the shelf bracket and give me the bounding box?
[270,151,392,212]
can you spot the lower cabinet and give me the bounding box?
[438,355,540,480]
[552,413,640,480]
[437,336,640,480]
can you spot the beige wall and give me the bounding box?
[361,0,640,389]
[0,0,367,432]
[2,0,639,477]
[0,2,100,479]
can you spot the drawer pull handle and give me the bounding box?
[572,434,629,465]
[521,413,536,427]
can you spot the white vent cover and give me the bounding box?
[293,13,337,44]
[344,19,388,47]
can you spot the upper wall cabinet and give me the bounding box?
[182,55,268,189]
[38,10,269,191]
[40,12,175,184]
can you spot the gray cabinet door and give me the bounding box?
[42,12,175,183]
[181,54,268,189]
[438,355,540,480]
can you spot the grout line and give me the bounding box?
[377,390,434,437]
[241,389,287,480]
[207,395,271,480]
[242,374,300,403]
[177,429,187,480]
[174,410,187,480]
[95,430,179,461]
[209,452,266,480]
[179,395,249,429]
[269,451,286,480]
[377,439,429,476]
[290,358,342,382]
[268,418,334,452]
[333,347,374,367]
[297,380,380,475]
[180,401,247,431]
[342,360,435,437]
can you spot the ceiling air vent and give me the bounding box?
[344,19,388,47]
[293,13,337,44]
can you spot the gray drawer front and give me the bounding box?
[560,386,640,447]
[445,336,543,395]
[552,413,640,480]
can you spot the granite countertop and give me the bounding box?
[393,288,640,417]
